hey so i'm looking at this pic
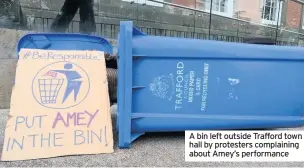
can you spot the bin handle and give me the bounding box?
[118,21,134,148]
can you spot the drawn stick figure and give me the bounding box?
[52,63,82,103]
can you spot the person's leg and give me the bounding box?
[79,0,96,34]
[50,0,80,32]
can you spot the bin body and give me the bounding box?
[118,21,304,148]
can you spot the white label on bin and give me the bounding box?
[173,61,210,112]
[185,131,304,162]
[149,61,210,112]
[201,63,209,112]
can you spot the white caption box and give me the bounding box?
[185,130,304,162]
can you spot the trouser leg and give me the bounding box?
[50,0,80,32]
[79,0,96,34]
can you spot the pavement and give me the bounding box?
[0,107,303,167]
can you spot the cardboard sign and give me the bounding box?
[1,49,114,161]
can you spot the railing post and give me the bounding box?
[194,0,196,38]
[208,0,213,40]
[275,0,283,45]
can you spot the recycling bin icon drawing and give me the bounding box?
[37,78,65,104]
[32,61,90,109]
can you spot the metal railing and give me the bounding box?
[1,0,304,47]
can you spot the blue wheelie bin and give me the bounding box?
[117,21,304,148]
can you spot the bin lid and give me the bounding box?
[17,33,113,57]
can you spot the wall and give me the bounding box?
[235,0,261,23]
[0,28,32,109]
[285,0,302,30]
[171,0,196,8]
[1,0,301,43]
